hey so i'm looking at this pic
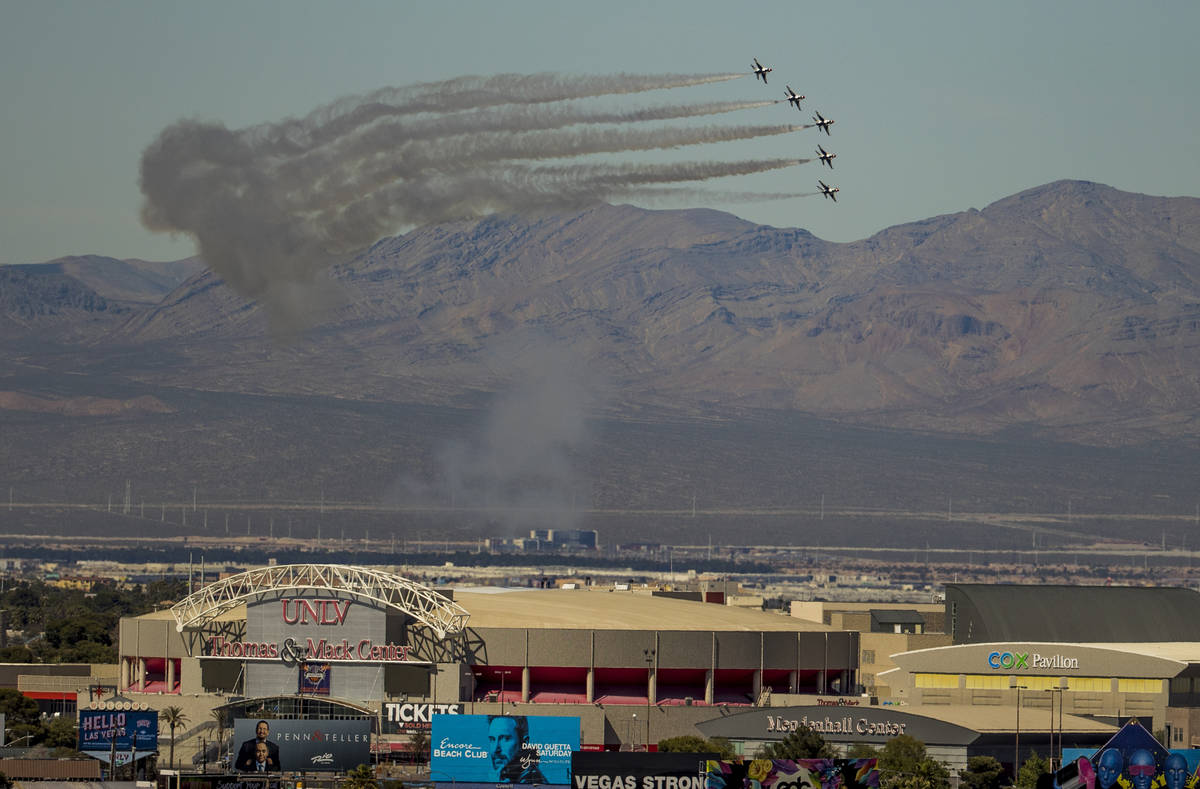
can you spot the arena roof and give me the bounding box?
[945,584,1200,643]
[452,588,838,631]
[850,704,1116,735]
[141,585,837,632]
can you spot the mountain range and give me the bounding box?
[2,180,1199,548]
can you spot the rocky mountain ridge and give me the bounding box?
[3,180,1199,445]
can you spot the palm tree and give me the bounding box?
[161,706,190,768]
[210,708,226,745]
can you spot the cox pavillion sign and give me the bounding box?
[987,650,1079,670]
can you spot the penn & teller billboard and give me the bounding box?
[432,713,579,785]
[233,718,370,773]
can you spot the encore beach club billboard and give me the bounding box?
[432,713,580,785]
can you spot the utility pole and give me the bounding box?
[643,648,655,751]
[1013,684,1027,781]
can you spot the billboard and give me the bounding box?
[79,709,159,753]
[1057,720,1196,789]
[572,752,715,789]
[704,759,881,789]
[383,702,463,734]
[233,718,371,773]
[431,713,579,785]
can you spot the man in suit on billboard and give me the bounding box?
[237,720,281,772]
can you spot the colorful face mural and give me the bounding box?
[1057,720,1200,789]
[705,759,880,789]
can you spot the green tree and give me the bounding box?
[847,743,881,759]
[408,730,429,764]
[1016,751,1051,789]
[659,735,736,758]
[45,616,111,648]
[0,646,34,662]
[61,640,117,663]
[161,706,190,768]
[0,688,40,728]
[344,764,380,789]
[755,725,835,759]
[959,756,1005,789]
[210,708,227,746]
[877,735,951,789]
[42,716,80,750]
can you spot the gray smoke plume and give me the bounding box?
[140,72,805,330]
[387,335,601,533]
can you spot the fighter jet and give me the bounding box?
[752,58,773,84]
[817,144,836,169]
[819,180,840,202]
[784,86,804,109]
[812,111,835,136]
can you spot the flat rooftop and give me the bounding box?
[136,587,835,633]
[452,587,837,631]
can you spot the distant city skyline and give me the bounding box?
[2,0,1197,265]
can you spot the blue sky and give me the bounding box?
[2,0,1197,265]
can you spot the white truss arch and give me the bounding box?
[170,563,470,639]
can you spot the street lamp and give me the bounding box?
[1044,687,1064,771]
[643,648,656,751]
[1013,684,1028,782]
[631,713,637,751]
[497,669,515,715]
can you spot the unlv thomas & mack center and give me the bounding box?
[100,565,1200,775]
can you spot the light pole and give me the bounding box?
[1013,684,1028,783]
[498,669,515,715]
[631,713,637,751]
[643,648,656,751]
[1044,687,1064,771]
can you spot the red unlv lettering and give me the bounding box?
[281,598,351,625]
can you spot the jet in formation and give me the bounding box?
[752,58,773,83]
[785,86,804,109]
[812,111,834,136]
[819,180,840,202]
[817,145,836,169]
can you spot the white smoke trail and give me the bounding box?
[140,72,794,331]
